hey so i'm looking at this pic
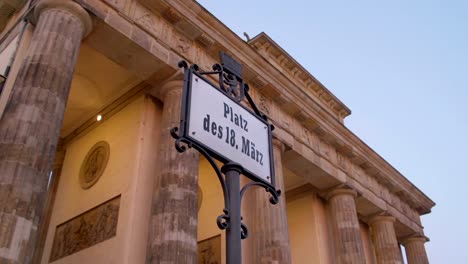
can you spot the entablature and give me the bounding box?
[248,33,351,122]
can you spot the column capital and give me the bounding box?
[402,234,429,245]
[159,80,183,100]
[326,185,358,200]
[272,137,286,153]
[402,233,430,264]
[34,0,93,38]
[155,69,185,100]
[368,214,396,226]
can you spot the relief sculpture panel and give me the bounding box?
[49,196,121,262]
[198,235,221,264]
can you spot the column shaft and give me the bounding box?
[328,188,366,264]
[245,139,292,264]
[403,237,429,264]
[369,216,403,264]
[0,1,90,263]
[32,145,66,263]
[147,81,199,263]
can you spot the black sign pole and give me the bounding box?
[222,162,243,264]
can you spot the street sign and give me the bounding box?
[183,71,274,186]
[172,54,280,264]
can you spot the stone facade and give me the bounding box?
[0,0,434,263]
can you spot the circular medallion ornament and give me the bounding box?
[79,141,110,189]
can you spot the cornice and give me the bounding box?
[248,33,351,122]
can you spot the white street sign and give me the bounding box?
[186,73,272,184]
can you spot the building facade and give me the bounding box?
[0,0,435,263]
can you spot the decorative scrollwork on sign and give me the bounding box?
[216,209,230,230]
[211,63,244,102]
[240,222,249,239]
[171,125,281,241]
[171,126,230,214]
[180,52,268,122]
[240,181,281,205]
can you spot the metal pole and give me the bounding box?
[221,162,243,264]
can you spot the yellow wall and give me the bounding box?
[42,96,162,264]
[287,192,380,264]
[198,157,226,264]
[287,193,333,264]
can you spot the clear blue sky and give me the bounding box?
[196,0,467,263]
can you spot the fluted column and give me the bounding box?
[369,215,403,264]
[328,187,366,264]
[32,144,66,263]
[147,80,199,263]
[0,1,91,263]
[245,138,292,264]
[402,235,429,264]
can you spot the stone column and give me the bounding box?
[402,235,429,264]
[147,80,199,264]
[327,187,366,264]
[0,1,91,263]
[32,144,66,263]
[369,215,403,264]
[245,138,292,263]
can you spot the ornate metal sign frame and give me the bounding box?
[176,60,275,187]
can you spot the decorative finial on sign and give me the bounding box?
[219,51,242,78]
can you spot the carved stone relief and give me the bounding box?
[49,195,121,262]
[79,141,110,189]
[132,2,160,37]
[198,235,221,264]
[318,140,337,164]
[103,0,126,11]
[176,36,192,54]
[337,152,347,171]
[277,108,292,131]
[258,94,270,115]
